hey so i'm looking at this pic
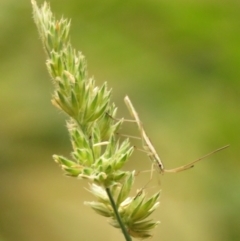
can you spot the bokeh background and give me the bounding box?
[0,0,239,240]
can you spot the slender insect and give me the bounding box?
[124,95,229,174]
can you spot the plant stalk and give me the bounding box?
[106,187,132,241]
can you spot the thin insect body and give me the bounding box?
[124,95,229,174]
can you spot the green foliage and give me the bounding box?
[86,173,160,239]
[1,1,239,241]
[31,1,160,239]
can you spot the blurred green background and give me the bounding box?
[0,0,239,240]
